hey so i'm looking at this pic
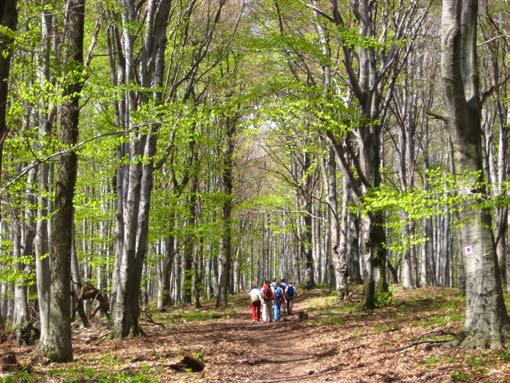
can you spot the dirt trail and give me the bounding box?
[182,299,341,383]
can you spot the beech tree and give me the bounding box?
[441,0,510,348]
[38,0,85,361]
[110,0,172,338]
[0,0,17,340]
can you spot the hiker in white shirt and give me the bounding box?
[249,286,263,321]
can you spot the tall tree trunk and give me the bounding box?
[217,117,235,306]
[112,0,171,338]
[183,176,198,304]
[35,5,54,349]
[334,175,349,299]
[441,0,510,348]
[194,240,203,308]
[40,0,85,362]
[0,0,17,333]
[401,222,415,289]
[420,119,432,287]
[302,193,315,289]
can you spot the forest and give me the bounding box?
[1,0,510,382]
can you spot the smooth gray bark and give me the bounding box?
[13,219,28,343]
[35,5,53,351]
[334,175,349,299]
[112,0,171,337]
[15,168,36,344]
[441,0,510,348]
[71,231,90,328]
[157,229,175,310]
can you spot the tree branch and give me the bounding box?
[0,120,168,195]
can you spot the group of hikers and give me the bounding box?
[248,279,297,322]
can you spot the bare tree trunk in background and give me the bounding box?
[334,175,349,299]
[394,82,418,289]
[194,239,204,308]
[111,0,144,338]
[71,230,90,328]
[14,168,37,344]
[324,146,342,296]
[112,0,171,338]
[184,175,198,304]
[35,5,54,350]
[158,223,175,310]
[217,117,235,306]
[107,20,126,319]
[420,112,433,287]
[441,0,510,348]
[13,217,28,343]
[302,188,315,289]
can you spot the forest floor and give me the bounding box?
[2,287,510,382]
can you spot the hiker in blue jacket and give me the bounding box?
[273,283,286,321]
[279,279,288,314]
[285,282,297,315]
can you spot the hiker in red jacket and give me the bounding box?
[260,281,274,322]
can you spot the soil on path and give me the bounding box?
[172,299,340,382]
[3,288,510,382]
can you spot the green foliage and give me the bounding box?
[168,310,225,322]
[424,355,439,367]
[357,167,502,254]
[450,370,471,382]
[240,193,292,212]
[0,369,34,383]
[497,350,510,362]
[259,82,357,139]
[375,291,394,308]
[466,355,489,374]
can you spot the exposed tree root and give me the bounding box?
[141,308,166,329]
[391,339,450,352]
[416,330,456,340]
[448,328,510,349]
[392,329,456,352]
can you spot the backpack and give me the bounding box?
[275,287,283,300]
[262,285,272,300]
[286,285,295,297]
